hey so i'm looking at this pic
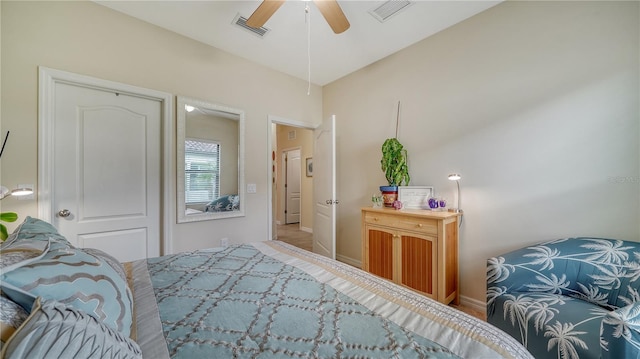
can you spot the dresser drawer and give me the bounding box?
[364,212,438,235]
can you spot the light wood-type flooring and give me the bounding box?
[275,224,487,321]
[276,223,313,251]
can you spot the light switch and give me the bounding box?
[247,183,257,193]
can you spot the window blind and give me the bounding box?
[185,139,220,203]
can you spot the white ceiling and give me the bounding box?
[96,1,501,86]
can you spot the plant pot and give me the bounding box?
[379,186,398,208]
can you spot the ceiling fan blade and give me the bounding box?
[313,0,350,34]
[246,0,286,29]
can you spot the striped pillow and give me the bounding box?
[2,297,141,359]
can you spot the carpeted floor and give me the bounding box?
[275,223,486,321]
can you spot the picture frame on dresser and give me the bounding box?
[398,186,434,209]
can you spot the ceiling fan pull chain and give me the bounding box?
[306,3,311,96]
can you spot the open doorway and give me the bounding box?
[269,121,314,251]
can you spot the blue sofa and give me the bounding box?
[487,237,640,359]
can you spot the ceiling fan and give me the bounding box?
[246,0,350,34]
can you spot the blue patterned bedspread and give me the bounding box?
[131,242,532,359]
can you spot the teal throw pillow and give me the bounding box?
[0,240,133,336]
[5,216,72,248]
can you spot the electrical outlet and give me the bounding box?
[220,238,229,248]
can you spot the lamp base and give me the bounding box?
[448,208,463,213]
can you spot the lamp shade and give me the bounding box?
[447,174,463,213]
[0,185,33,200]
[11,187,33,197]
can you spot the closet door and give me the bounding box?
[40,68,166,262]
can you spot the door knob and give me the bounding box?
[57,209,71,218]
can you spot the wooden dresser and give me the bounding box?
[361,207,460,305]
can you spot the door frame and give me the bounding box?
[38,67,174,255]
[266,115,317,241]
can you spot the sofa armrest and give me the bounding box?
[601,302,640,359]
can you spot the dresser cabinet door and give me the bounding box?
[400,234,437,297]
[365,226,394,281]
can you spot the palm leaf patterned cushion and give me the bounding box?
[204,194,239,212]
[487,237,640,359]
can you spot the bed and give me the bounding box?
[1,217,532,359]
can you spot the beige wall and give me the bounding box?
[325,1,640,304]
[2,1,639,306]
[274,124,314,231]
[0,1,322,252]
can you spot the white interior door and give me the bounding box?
[285,149,301,224]
[313,115,336,259]
[49,81,161,262]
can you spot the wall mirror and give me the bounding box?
[176,96,245,223]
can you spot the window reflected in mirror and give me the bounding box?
[185,139,221,204]
[176,97,244,222]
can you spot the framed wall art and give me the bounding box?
[306,157,313,177]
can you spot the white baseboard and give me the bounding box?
[459,295,486,314]
[336,254,361,269]
[300,226,312,233]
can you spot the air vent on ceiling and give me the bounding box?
[233,14,270,38]
[369,1,413,23]
[288,130,296,140]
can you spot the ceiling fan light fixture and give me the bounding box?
[369,0,413,23]
[233,14,271,38]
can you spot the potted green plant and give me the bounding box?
[379,102,410,207]
[0,133,20,240]
[380,138,410,207]
[0,211,18,240]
